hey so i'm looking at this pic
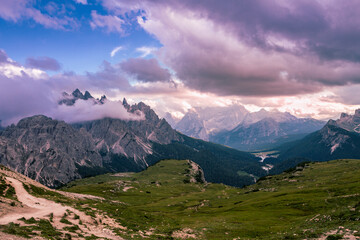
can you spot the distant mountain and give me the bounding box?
[195,105,249,132]
[175,110,208,140]
[272,109,360,174]
[210,115,325,151]
[170,105,249,140]
[0,90,265,188]
[172,107,324,150]
[240,109,297,126]
[163,112,178,127]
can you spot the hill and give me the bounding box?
[60,159,360,240]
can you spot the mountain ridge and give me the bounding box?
[271,109,360,173]
[169,106,325,150]
[0,90,264,188]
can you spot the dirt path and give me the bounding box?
[0,177,124,240]
[0,178,71,225]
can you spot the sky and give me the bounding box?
[1,0,360,125]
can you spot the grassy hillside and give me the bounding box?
[146,133,265,187]
[61,159,360,239]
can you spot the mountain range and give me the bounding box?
[166,105,249,141]
[270,109,360,173]
[1,89,359,191]
[0,89,265,188]
[211,116,325,151]
[167,107,325,151]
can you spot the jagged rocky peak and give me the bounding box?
[327,119,337,125]
[99,95,107,104]
[340,112,350,119]
[122,97,130,109]
[72,88,83,98]
[332,108,360,133]
[59,89,105,106]
[131,101,159,122]
[84,90,93,100]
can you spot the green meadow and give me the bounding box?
[57,159,360,239]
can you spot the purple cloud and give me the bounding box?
[0,50,142,126]
[26,56,61,71]
[102,0,360,97]
[120,58,171,83]
[90,11,124,33]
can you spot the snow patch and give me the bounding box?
[330,143,340,154]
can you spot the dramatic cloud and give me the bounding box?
[110,46,123,57]
[90,11,124,33]
[51,99,144,123]
[0,0,77,30]
[0,50,141,126]
[0,66,55,126]
[102,0,360,97]
[26,57,61,71]
[120,58,171,83]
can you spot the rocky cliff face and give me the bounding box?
[331,109,360,133]
[73,101,182,170]
[0,97,183,187]
[0,115,103,188]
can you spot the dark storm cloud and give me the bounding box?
[134,0,360,62]
[120,58,171,83]
[102,0,360,97]
[26,56,61,71]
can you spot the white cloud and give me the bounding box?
[90,11,124,33]
[49,99,144,123]
[0,63,47,79]
[74,0,87,4]
[136,46,158,57]
[110,46,123,57]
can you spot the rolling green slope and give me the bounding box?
[61,159,360,239]
[147,133,265,187]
